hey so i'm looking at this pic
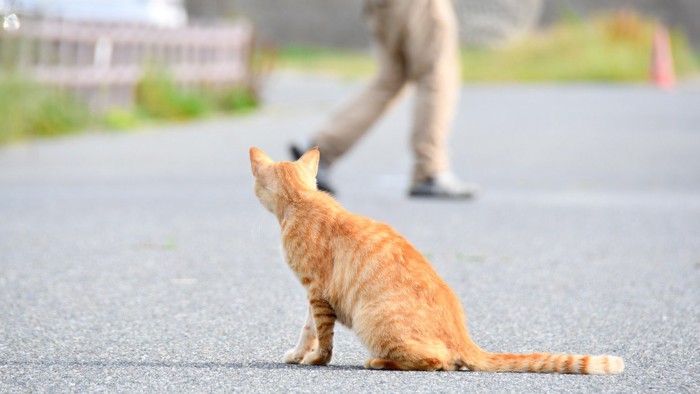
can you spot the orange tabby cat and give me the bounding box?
[249,146,624,374]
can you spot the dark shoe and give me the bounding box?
[409,172,478,199]
[290,141,336,194]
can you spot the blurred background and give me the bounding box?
[0,0,698,144]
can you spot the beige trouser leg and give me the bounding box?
[313,2,408,165]
[406,0,460,183]
[314,0,460,183]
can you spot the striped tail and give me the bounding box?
[472,352,624,374]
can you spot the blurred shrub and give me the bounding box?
[212,87,258,113]
[103,108,140,130]
[0,76,91,144]
[132,68,258,123]
[135,69,212,121]
[0,69,259,144]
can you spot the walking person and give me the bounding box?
[292,0,478,198]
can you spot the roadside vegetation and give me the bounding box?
[278,12,699,82]
[461,12,699,82]
[0,76,91,143]
[0,71,258,145]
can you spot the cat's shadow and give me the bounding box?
[1,359,365,371]
[258,361,365,371]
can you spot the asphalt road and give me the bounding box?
[1,73,699,392]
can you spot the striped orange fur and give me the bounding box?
[249,146,624,374]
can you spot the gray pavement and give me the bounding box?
[1,73,699,392]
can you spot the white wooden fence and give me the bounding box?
[0,18,255,111]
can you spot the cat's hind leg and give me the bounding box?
[300,295,336,365]
[364,338,454,371]
[363,356,448,371]
[364,357,401,370]
[284,306,318,364]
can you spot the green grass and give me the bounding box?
[0,76,91,144]
[129,68,258,124]
[277,13,699,82]
[0,70,258,144]
[277,46,376,79]
[135,68,212,121]
[461,13,699,82]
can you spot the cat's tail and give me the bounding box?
[464,351,624,374]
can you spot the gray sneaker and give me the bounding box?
[290,141,336,194]
[409,172,479,199]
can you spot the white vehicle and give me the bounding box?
[6,0,187,28]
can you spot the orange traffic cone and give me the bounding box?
[650,26,676,90]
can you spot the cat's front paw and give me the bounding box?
[284,348,308,364]
[301,349,332,366]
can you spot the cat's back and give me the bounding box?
[326,198,458,308]
[306,193,441,281]
[286,191,449,292]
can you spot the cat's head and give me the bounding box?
[249,146,320,213]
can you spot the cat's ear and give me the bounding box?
[250,147,274,177]
[297,146,320,177]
